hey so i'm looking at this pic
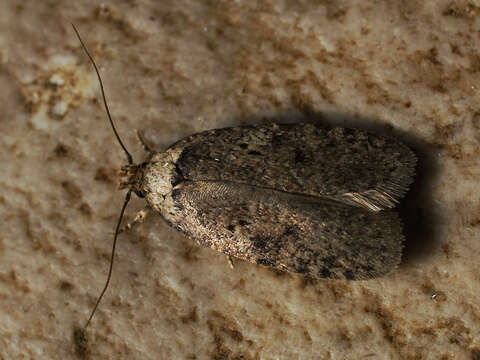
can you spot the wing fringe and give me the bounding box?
[341,149,417,212]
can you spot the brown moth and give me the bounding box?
[72,25,416,329]
[129,123,416,280]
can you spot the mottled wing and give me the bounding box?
[169,123,416,212]
[160,181,404,280]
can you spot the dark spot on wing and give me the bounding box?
[283,226,295,236]
[251,236,268,250]
[295,259,310,274]
[344,269,355,280]
[320,267,332,278]
[238,220,250,226]
[294,149,306,163]
[322,256,337,268]
[257,258,274,266]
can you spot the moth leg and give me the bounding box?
[136,129,155,154]
[119,206,150,234]
[227,255,235,269]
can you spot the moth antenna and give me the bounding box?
[85,190,132,329]
[72,24,133,165]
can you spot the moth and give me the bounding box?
[72,26,416,328]
[129,122,416,278]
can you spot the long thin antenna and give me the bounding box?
[72,24,133,165]
[85,190,132,329]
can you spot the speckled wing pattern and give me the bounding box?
[161,123,416,279]
[171,123,416,212]
[166,181,404,280]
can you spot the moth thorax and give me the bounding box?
[142,152,181,198]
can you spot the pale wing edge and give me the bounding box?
[340,146,417,212]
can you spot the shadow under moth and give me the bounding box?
[72,25,416,329]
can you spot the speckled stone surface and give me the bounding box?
[1,1,480,359]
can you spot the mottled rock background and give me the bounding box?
[1,1,480,359]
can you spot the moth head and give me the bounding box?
[119,163,146,198]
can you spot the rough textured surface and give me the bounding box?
[1,1,480,359]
